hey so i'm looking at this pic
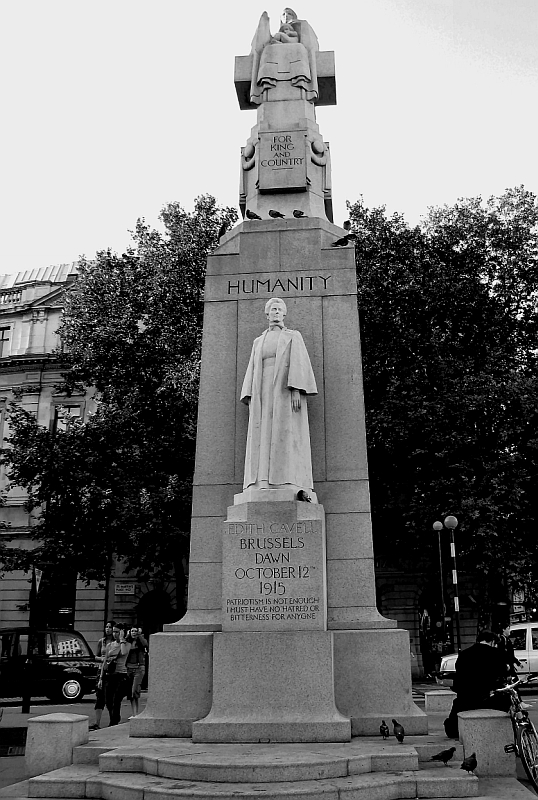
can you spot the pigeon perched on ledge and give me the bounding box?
[430,747,456,766]
[246,209,262,220]
[269,209,285,218]
[392,719,405,743]
[331,233,357,248]
[460,752,477,774]
[379,720,389,739]
[293,210,308,218]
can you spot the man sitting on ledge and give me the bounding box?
[444,629,510,738]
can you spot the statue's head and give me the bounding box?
[265,297,287,325]
[281,8,297,24]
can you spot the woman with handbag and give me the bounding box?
[89,620,115,730]
[125,626,148,718]
[97,623,131,726]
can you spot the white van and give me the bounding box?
[437,622,538,687]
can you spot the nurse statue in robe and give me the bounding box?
[241,298,317,495]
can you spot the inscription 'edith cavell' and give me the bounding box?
[222,518,327,632]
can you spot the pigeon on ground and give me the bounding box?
[269,209,285,218]
[293,210,308,218]
[343,220,352,231]
[331,233,357,247]
[246,209,262,220]
[430,746,456,766]
[460,752,477,774]
[392,719,405,743]
[379,720,390,739]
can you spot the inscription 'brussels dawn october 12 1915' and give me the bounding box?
[222,517,327,632]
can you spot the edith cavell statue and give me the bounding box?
[241,298,317,495]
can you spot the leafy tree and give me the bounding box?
[349,186,538,607]
[0,195,237,613]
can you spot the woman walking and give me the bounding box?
[125,626,148,718]
[89,621,114,731]
[98,624,131,726]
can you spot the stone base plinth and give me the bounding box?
[458,709,516,777]
[130,632,213,738]
[26,713,88,778]
[333,629,428,735]
[192,631,350,743]
[234,488,319,504]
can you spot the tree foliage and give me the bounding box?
[0,195,237,599]
[349,186,538,598]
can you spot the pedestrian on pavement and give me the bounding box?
[444,629,510,738]
[98,623,131,726]
[89,621,115,731]
[125,626,148,718]
[496,625,521,679]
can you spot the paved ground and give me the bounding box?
[0,693,146,791]
[0,687,536,798]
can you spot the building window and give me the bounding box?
[53,405,83,432]
[0,327,10,358]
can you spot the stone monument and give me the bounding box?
[131,8,427,741]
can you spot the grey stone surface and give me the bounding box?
[424,691,457,713]
[333,629,428,735]
[458,709,516,777]
[25,713,88,780]
[222,501,327,632]
[130,632,213,739]
[192,631,350,743]
[325,514,374,561]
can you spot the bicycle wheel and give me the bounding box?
[517,722,538,792]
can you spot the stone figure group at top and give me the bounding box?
[241,299,317,495]
[250,8,320,105]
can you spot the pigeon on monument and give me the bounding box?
[460,753,477,774]
[293,210,308,218]
[380,720,390,739]
[331,233,357,247]
[392,719,405,743]
[217,223,228,241]
[269,209,286,218]
[246,209,262,220]
[430,747,456,766]
[297,490,312,502]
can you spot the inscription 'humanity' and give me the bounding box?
[227,275,331,296]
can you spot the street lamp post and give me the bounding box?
[432,521,446,641]
[444,515,462,652]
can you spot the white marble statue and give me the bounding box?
[241,298,317,493]
[249,8,320,105]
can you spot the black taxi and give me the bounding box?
[0,627,100,702]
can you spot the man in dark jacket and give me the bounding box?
[444,629,509,738]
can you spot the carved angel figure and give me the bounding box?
[249,9,319,105]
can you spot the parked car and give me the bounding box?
[438,622,538,687]
[0,627,100,702]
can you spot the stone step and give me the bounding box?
[98,744,418,782]
[28,764,479,799]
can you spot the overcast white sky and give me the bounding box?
[1,0,537,275]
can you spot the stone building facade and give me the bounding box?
[0,266,177,654]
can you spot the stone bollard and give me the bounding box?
[458,708,515,777]
[424,690,456,713]
[26,713,89,778]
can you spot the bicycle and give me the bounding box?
[493,676,538,792]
